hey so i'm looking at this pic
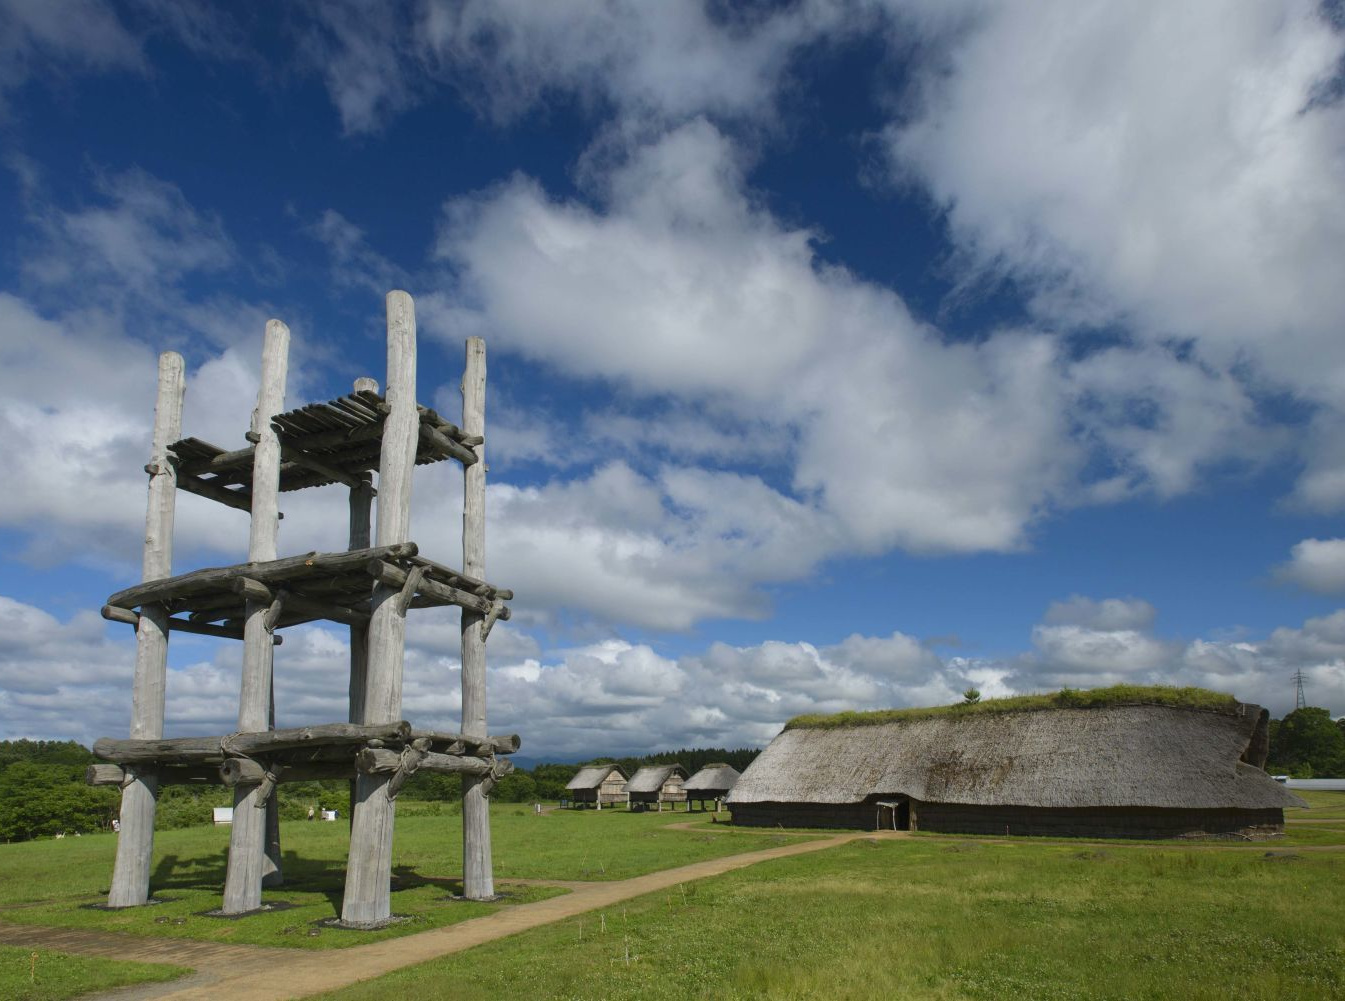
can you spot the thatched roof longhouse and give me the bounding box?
[730,703,1302,811]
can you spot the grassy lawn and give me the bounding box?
[0,945,186,1001]
[316,834,1345,1001]
[1289,787,1345,820]
[0,803,803,949]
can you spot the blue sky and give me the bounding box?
[1,1,1343,757]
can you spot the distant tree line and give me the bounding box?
[0,740,763,840]
[1266,707,1345,778]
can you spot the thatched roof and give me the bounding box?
[627,764,687,794]
[565,764,626,791]
[728,703,1304,811]
[684,763,741,793]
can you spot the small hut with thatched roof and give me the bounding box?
[565,764,628,810]
[627,764,688,812]
[727,687,1305,839]
[683,763,741,812]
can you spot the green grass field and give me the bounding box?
[318,805,1345,1001]
[1,794,1340,998]
[0,803,801,949]
[0,945,186,1001]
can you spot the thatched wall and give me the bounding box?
[729,797,1285,838]
[727,701,1303,839]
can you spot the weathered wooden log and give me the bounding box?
[366,560,503,619]
[355,747,492,777]
[419,422,478,466]
[461,335,493,900]
[479,756,514,797]
[88,764,223,786]
[280,443,367,490]
[348,470,373,730]
[94,722,414,764]
[481,599,505,642]
[110,351,185,910]
[218,759,360,786]
[407,554,513,600]
[274,420,385,454]
[102,604,282,644]
[224,318,289,914]
[348,466,374,828]
[409,730,520,754]
[173,443,255,477]
[395,565,426,615]
[344,290,419,928]
[228,580,370,627]
[106,543,418,610]
[383,741,430,800]
[174,473,255,513]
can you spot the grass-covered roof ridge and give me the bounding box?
[784,685,1241,731]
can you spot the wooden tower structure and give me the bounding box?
[89,291,516,926]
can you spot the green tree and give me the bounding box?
[1269,707,1345,778]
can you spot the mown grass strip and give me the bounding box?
[0,945,186,1001]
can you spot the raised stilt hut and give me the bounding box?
[91,292,516,926]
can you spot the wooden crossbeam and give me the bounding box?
[106,543,417,610]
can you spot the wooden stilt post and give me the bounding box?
[347,380,377,727]
[342,293,418,926]
[461,336,493,900]
[108,352,184,908]
[347,379,376,827]
[222,319,289,914]
[262,670,282,888]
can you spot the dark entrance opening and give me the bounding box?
[875,797,910,831]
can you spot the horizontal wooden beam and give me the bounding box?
[175,474,254,513]
[410,730,520,754]
[101,604,280,644]
[418,423,478,466]
[86,763,223,786]
[219,758,356,787]
[107,543,418,610]
[173,444,255,476]
[280,443,370,491]
[93,721,414,764]
[407,554,513,601]
[367,560,510,620]
[356,747,493,777]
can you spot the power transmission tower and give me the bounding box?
[1292,669,1307,710]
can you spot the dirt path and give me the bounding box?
[1,830,887,1001]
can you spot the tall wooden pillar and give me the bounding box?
[222,319,289,914]
[346,378,377,729]
[342,292,418,926]
[346,382,376,825]
[461,337,494,899]
[108,352,184,908]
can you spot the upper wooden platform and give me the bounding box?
[168,389,481,510]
